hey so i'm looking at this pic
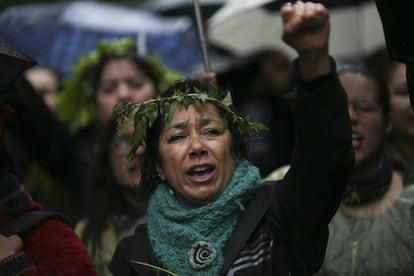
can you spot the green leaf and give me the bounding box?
[114,85,269,159]
[222,91,233,107]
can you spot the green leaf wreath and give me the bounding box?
[56,37,183,132]
[114,86,268,164]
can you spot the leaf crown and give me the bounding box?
[56,37,182,132]
[113,80,268,163]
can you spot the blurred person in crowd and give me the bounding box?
[217,48,296,177]
[75,119,147,276]
[5,37,181,222]
[382,61,414,184]
[0,39,97,276]
[57,38,181,220]
[314,64,414,275]
[57,37,180,186]
[365,48,414,184]
[109,2,354,275]
[3,65,65,217]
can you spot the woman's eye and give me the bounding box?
[129,80,145,90]
[204,129,221,136]
[111,135,132,153]
[168,134,185,142]
[114,140,129,150]
[394,87,409,97]
[101,85,116,95]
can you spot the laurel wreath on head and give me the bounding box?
[56,37,183,132]
[113,85,268,164]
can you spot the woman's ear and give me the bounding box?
[156,164,165,181]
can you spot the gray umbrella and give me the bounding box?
[0,39,36,91]
[207,0,385,60]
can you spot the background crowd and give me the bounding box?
[1,0,414,275]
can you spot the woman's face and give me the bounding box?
[387,63,414,141]
[96,58,156,124]
[157,103,237,208]
[110,127,144,190]
[340,72,389,169]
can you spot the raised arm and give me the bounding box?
[274,1,354,272]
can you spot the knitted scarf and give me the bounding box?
[147,160,261,275]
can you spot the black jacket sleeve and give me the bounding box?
[269,57,354,273]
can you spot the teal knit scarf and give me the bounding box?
[147,160,261,275]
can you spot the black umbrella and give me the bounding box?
[0,39,36,91]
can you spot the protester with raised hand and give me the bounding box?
[109,2,353,275]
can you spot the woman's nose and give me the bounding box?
[117,83,132,101]
[348,104,358,123]
[189,136,207,157]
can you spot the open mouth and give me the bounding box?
[352,132,362,148]
[352,133,361,141]
[128,164,139,172]
[187,165,214,182]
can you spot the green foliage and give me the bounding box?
[56,37,182,132]
[114,87,268,163]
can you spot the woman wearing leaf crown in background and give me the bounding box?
[4,37,182,223]
[109,2,354,275]
[56,38,182,221]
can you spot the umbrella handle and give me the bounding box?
[193,0,212,73]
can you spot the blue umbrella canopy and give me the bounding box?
[0,1,206,76]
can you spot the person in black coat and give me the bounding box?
[109,2,354,275]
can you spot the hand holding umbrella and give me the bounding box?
[281,1,330,79]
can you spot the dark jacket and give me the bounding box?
[109,58,354,276]
[0,173,97,276]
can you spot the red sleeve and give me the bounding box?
[22,219,97,276]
